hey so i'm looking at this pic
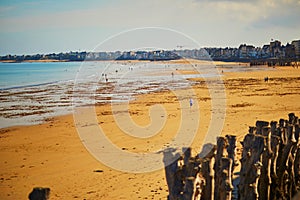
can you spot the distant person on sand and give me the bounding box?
[264,76,269,82]
[189,98,193,109]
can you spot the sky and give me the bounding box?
[0,0,299,55]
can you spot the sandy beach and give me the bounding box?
[0,60,300,199]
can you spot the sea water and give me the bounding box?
[0,62,80,90]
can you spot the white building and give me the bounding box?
[291,40,300,58]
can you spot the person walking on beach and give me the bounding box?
[189,98,193,110]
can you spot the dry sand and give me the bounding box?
[0,62,300,199]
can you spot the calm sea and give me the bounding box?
[0,62,81,90]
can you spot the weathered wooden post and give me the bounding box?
[270,121,279,136]
[277,125,297,199]
[258,127,272,200]
[219,157,233,200]
[199,143,216,200]
[28,187,50,200]
[214,137,228,200]
[183,176,196,200]
[294,124,300,193]
[193,172,205,200]
[239,134,265,200]
[183,156,201,199]
[255,121,269,135]
[163,150,182,200]
[270,134,281,200]
[201,159,213,200]
[294,124,299,142]
[294,146,300,195]
[239,132,255,200]
[279,118,285,128]
[249,126,256,134]
[290,122,299,197]
[288,113,295,124]
[226,134,237,173]
[184,147,192,166]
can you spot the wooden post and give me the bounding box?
[214,137,228,200]
[183,156,202,200]
[277,125,297,199]
[270,135,281,200]
[193,172,205,200]
[184,147,192,166]
[255,121,269,135]
[28,187,50,200]
[249,126,256,134]
[219,157,233,200]
[270,121,279,136]
[287,125,294,141]
[199,143,216,200]
[163,150,182,200]
[201,158,213,200]
[288,113,295,124]
[258,127,272,200]
[183,177,195,200]
[279,119,285,128]
[294,123,300,192]
[226,135,237,173]
[294,146,300,195]
[239,134,265,200]
[294,124,299,143]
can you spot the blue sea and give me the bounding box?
[0,62,81,90]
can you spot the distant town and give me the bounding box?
[1,39,299,65]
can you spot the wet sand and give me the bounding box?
[0,62,299,199]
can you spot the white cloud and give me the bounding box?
[1,0,299,31]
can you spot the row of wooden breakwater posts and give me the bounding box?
[163,113,300,200]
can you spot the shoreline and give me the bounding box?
[0,59,269,129]
[0,59,247,129]
[0,65,297,131]
[0,61,285,130]
[0,64,300,199]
